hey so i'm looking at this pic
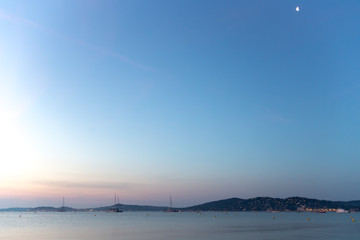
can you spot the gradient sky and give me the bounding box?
[0,0,360,208]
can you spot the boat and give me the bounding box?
[165,195,179,212]
[58,197,65,212]
[107,194,123,213]
[336,208,349,213]
[107,207,122,213]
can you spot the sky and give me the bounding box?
[0,0,360,208]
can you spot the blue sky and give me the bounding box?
[0,0,359,208]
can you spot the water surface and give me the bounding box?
[0,211,358,240]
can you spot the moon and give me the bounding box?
[296,6,300,12]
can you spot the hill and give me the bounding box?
[0,204,167,212]
[183,197,360,212]
[92,203,167,211]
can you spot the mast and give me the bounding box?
[60,196,65,212]
[170,195,173,210]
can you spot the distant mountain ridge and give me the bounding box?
[0,204,168,212]
[183,197,360,212]
[92,203,167,211]
[1,197,359,212]
[0,206,76,212]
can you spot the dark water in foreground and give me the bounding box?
[0,211,359,240]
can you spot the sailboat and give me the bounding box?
[58,197,65,212]
[107,194,123,213]
[166,195,179,212]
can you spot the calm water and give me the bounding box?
[0,211,359,240]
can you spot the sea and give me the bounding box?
[0,211,359,240]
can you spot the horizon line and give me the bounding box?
[1,196,359,210]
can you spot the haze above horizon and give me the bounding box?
[1,0,360,209]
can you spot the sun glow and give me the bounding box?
[0,103,36,180]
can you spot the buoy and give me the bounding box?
[352,218,356,222]
[307,218,310,221]
[272,217,275,220]
[214,215,216,218]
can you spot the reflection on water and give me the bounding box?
[0,211,359,240]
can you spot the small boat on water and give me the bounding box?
[107,207,123,213]
[336,208,349,213]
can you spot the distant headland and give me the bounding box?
[1,197,359,212]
